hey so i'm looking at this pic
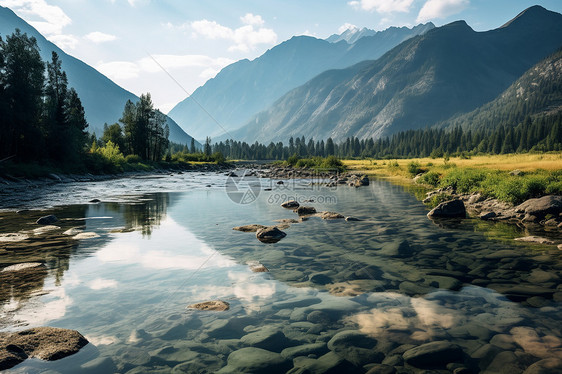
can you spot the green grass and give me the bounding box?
[286,155,345,172]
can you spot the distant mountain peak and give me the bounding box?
[326,23,434,44]
[500,5,551,28]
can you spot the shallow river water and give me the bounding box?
[0,171,561,373]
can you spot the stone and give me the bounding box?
[345,217,361,221]
[81,356,117,373]
[187,300,230,311]
[256,227,287,243]
[1,262,45,273]
[399,281,430,296]
[480,211,497,220]
[0,327,88,370]
[309,273,332,285]
[72,232,99,240]
[89,199,101,203]
[217,347,291,374]
[402,341,463,368]
[490,334,516,350]
[522,358,562,374]
[366,364,396,374]
[427,199,466,218]
[281,201,299,209]
[36,215,58,225]
[327,330,378,351]
[281,342,328,359]
[292,351,363,374]
[378,240,413,258]
[484,351,525,374]
[0,233,29,242]
[516,195,562,218]
[306,311,331,325]
[247,261,269,272]
[240,327,292,352]
[514,236,555,245]
[320,212,345,220]
[295,206,317,216]
[232,224,266,232]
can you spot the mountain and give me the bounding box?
[168,23,434,141]
[326,27,378,44]
[326,24,434,45]
[0,6,197,146]
[231,6,562,143]
[442,47,562,131]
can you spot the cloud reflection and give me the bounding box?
[96,218,235,271]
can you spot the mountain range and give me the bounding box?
[229,5,562,144]
[0,6,197,146]
[168,23,434,141]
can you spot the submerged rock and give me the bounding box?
[233,224,266,232]
[217,347,291,374]
[36,215,58,225]
[514,236,555,245]
[402,341,463,368]
[281,200,299,209]
[187,300,230,311]
[247,260,269,273]
[320,212,345,220]
[427,199,466,219]
[0,327,89,370]
[256,227,287,243]
[295,206,316,216]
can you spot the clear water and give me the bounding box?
[1,172,561,373]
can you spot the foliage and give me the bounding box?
[407,161,422,176]
[428,193,452,208]
[417,170,440,186]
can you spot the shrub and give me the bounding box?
[418,171,440,186]
[428,193,451,208]
[407,161,422,176]
[287,154,300,166]
[125,154,142,164]
[546,181,562,195]
[439,169,487,193]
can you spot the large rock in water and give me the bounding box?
[516,195,562,218]
[0,327,89,370]
[427,199,466,218]
[256,227,287,243]
[402,341,463,368]
[36,215,58,225]
[217,347,291,374]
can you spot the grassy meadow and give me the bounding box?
[343,153,562,205]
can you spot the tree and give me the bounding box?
[190,137,196,153]
[44,51,70,161]
[204,137,211,156]
[102,123,125,151]
[0,29,45,161]
[65,87,89,159]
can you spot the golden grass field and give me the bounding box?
[344,153,562,178]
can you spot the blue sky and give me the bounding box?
[2,0,562,113]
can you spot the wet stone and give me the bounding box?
[36,215,58,225]
[402,341,463,368]
[217,347,291,374]
[240,327,293,352]
[187,300,230,311]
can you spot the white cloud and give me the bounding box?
[47,34,79,50]
[191,14,277,53]
[85,31,117,43]
[96,54,234,82]
[338,23,359,33]
[89,278,118,290]
[348,0,414,13]
[417,0,469,22]
[240,13,264,26]
[96,61,141,80]
[0,0,71,35]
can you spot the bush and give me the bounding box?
[418,171,440,186]
[407,161,422,176]
[125,154,142,164]
[439,168,487,193]
[428,193,452,208]
[546,181,562,195]
[287,154,300,166]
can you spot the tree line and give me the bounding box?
[206,112,562,160]
[0,29,88,164]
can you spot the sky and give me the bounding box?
[2,0,562,114]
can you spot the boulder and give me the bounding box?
[327,330,378,351]
[514,236,555,245]
[345,217,361,221]
[378,240,413,258]
[281,200,299,209]
[320,212,345,220]
[522,358,562,374]
[0,327,88,370]
[427,199,466,219]
[240,327,292,352]
[187,300,230,311]
[217,347,291,374]
[402,341,463,368]
[1,262,45,273]
[480,211,497,220]
[233,224,266,232]
[295,206,316,216]
[516,195,562,218]
[247,261,269,272]
[256,227,287,243]
[36,215,58,225]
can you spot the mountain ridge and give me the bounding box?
[229,5,562,143]
[168,23,434,141]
